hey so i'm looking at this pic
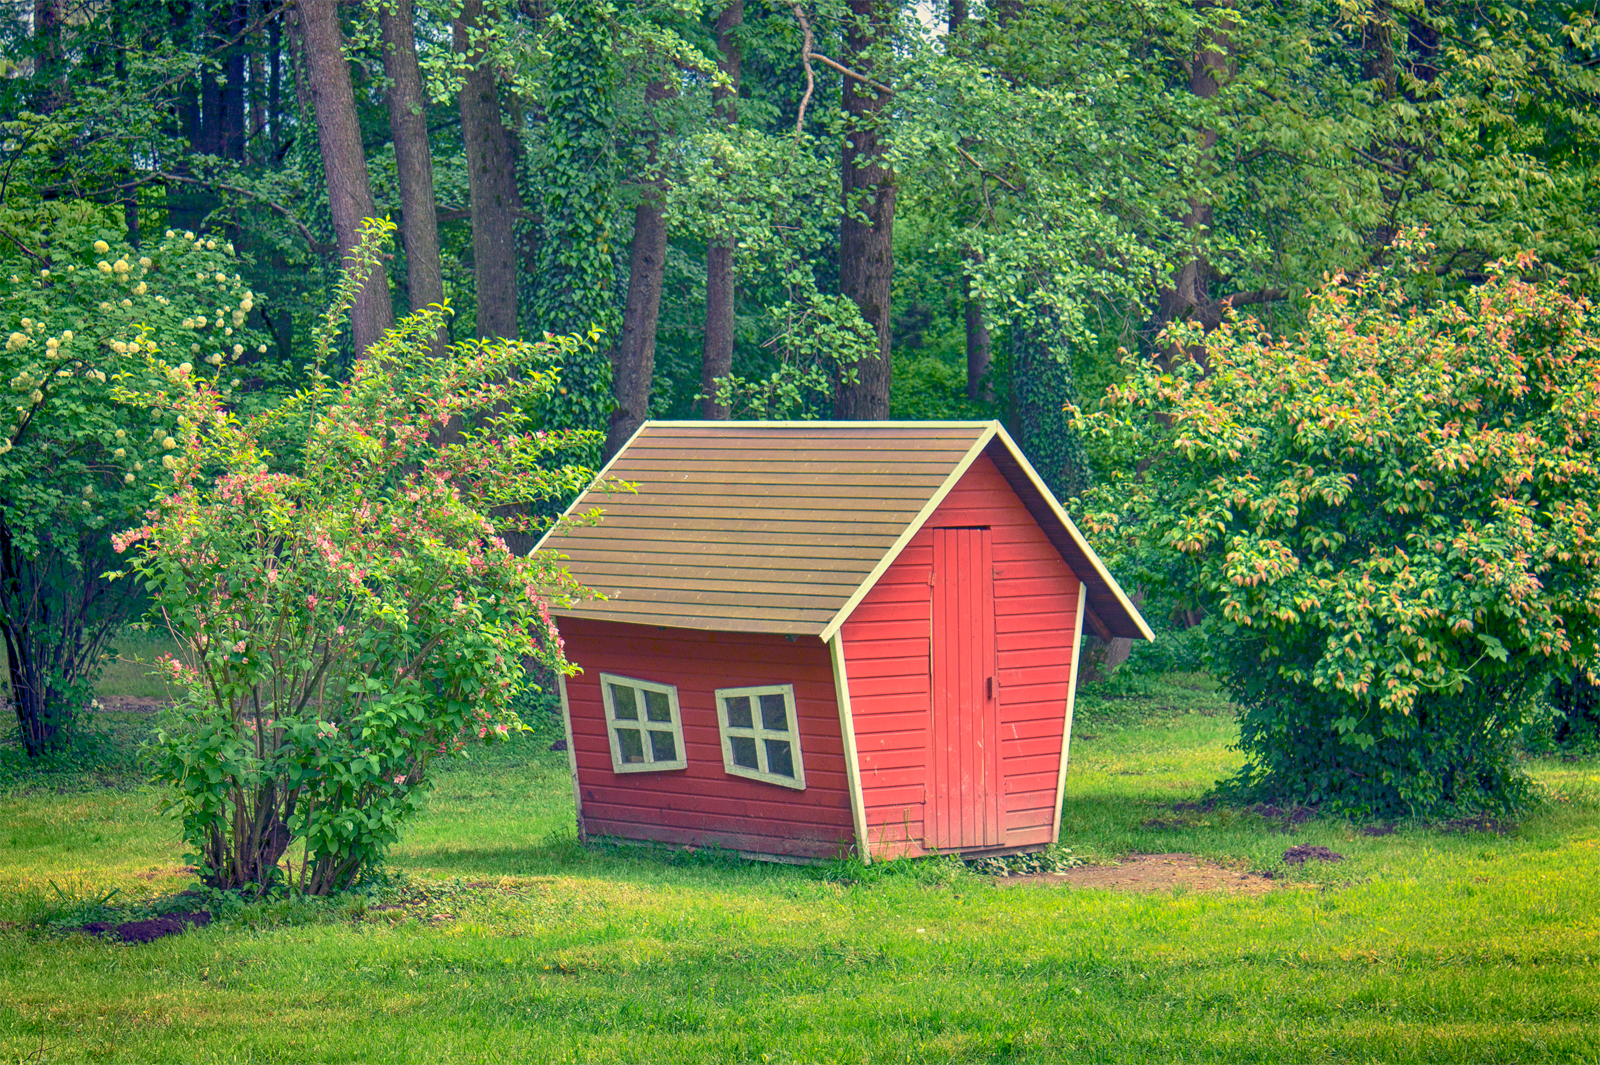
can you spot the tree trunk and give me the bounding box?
[380,0,445,313]
[297,0,393,355]
[699,0,742,420]
[963,271,992,401]
[223,0,248,160]
[456,0,521,340]
[1144,0,1286,356]
[605,80,674,459]
[833,0,895,421]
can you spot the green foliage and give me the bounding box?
[1075,241,1600,817]
[120,223,605,895]
[0,200,272,756]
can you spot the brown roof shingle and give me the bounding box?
[534,421,1151,640]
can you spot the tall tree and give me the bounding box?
[833,0,895,420]
[380,0,445,313]
[296,0,394,355]
[699,0,742,420]
[456,0,521,339]
[606,79,675,458]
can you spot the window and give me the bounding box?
[600,674,686,773]
[714,684,806,790]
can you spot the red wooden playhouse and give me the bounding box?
[534,421,1151,862]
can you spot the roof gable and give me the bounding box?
[533,421,1151,641]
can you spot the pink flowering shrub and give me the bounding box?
[117,221,607,895]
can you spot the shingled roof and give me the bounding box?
[533,421,1151,642]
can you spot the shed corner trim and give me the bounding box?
[1051,591,1088,844]
[817,421,1002,643]
[829,634,872,864]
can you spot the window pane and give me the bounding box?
[616,727,645,763]
[724,695,753,729]
[759,693,790,732]
[649,729,677,762]
[730,735,759,770]
[765,739,795,778]
[644,689,672,723]
[610,684,639,721]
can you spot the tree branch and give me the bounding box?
[153,172,335,253]
[808,50,892,95]
[791,4,816,136]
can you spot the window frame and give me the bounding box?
[599,673,687,774]
[713,683,807,790]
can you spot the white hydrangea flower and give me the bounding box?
[113,259,129,274]
[98,261,112,273]
[124,472,136,484]
[93,240,110,254]
[113,447,126,459]
[134,282,148,295]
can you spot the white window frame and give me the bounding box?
[713,683,806,790]
[600,673,687,774]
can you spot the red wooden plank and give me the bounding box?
[1002,769,1060,794]
[999,716,1068,741]
[848,674,934,699]
[996,610,1074,634]
[863,783,928,807]
[842,619,932,643]
[581,819,854,859]
[998,646,1073,670]
[997,628,1075,653]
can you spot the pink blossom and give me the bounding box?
[307,595,319,611]
[392,774,406,785]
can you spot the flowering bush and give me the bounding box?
[0,199,272,755]
[118,220,608,895]
[1074,243,1600,817]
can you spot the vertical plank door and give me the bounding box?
[927,526,1002,851]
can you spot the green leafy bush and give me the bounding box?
[1,200,271,756]
[1075,243,1600,817]
[119,222,606,895]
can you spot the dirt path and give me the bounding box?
[994,852,1276,895]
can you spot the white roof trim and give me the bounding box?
[988,424,1154,642]
[529,420,650,555]
[817,423,1000,642]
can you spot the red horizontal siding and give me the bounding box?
[561,618,854,860]
[843,452,1084,857]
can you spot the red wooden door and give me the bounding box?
[927,526,1002,851]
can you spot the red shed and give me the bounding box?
[534,421,1151,862]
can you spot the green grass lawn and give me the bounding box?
[1,669,1597,1062]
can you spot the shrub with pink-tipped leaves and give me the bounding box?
[119,220,614,896]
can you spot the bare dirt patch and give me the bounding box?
[993,852,1276,895]
[79,911,210,944]
[94,696,170,715]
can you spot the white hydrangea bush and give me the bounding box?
[0,199,278,754]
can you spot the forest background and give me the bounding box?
[6,0,1597,467]
[3,0,1600,783]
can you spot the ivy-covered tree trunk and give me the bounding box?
[297,0,393,356]
[699,0,742,421]
[380,0,444,315]
[526,0,619,435]
[833,0,895,421]
[456,0,520,339]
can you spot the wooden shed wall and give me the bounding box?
[842,453,1083,859]
[561,618,856,859]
